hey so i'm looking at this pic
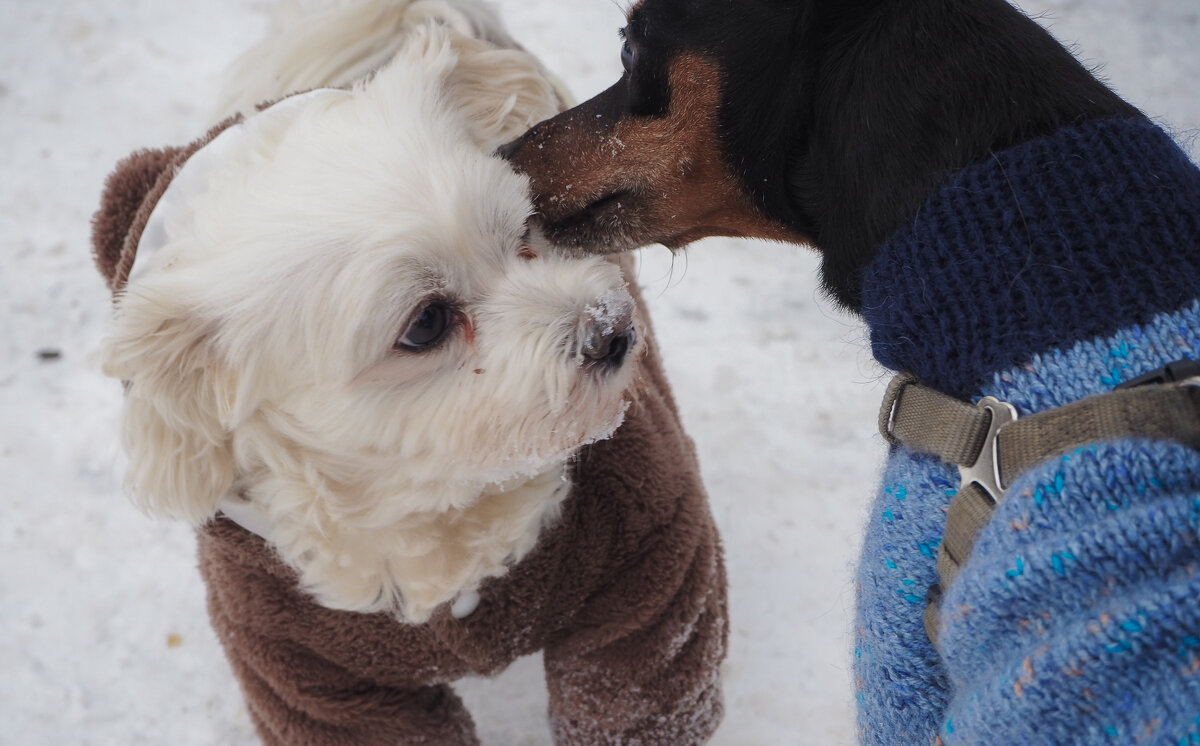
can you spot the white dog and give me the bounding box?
[101,1,637,622]
[94,2,727,742]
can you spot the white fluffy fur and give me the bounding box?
[212,0,573,140]
[103,8,637,622]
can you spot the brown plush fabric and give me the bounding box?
[91,118,239,295]
[92,136,728,743]
[196,299,727,745]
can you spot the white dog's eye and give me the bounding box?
[396,302,454,351]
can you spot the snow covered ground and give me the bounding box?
[2,1,1197,743]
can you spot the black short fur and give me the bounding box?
[508,0,1141,310]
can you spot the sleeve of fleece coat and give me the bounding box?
[542,335,729,746]
[197,520,482,746]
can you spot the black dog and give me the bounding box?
[500,0,1138,309]
[503,3,1200,744]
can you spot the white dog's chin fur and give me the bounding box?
[102,11,637,622]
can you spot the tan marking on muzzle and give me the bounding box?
[516,55,807,250]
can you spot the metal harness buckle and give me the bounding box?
[957,397,1018,504]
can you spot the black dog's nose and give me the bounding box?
[583,324,637,368]
[495,138,522,161]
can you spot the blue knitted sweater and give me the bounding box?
[854,117,1200,745]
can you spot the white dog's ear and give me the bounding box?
[368,14,569,150]
[102,301,237,525]
[93,127,248,524]
[411,0,574,141]
[439,29,569,148]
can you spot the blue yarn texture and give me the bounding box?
[854,117,1200,745]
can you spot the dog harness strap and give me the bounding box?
[921,480,996,646]
[879,374,992,465]
[879,362,1200,647]
[998,385,1200,480]
[938,482,994,586]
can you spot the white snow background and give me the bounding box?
[3,1,1198,744]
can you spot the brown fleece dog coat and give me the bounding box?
[93,122,728,745]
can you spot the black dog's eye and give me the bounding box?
[619,29,637,72]
[396,302,453,351]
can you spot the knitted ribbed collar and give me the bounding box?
[862,117,1200,399]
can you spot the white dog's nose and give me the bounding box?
[583,321,636,367]
[580,290,637,368]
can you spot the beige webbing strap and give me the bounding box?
[880,374,991,466]
[938,482,993,588]
[924,484,997,647]
[879,372,1200,647]
[997,386,1200,482]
